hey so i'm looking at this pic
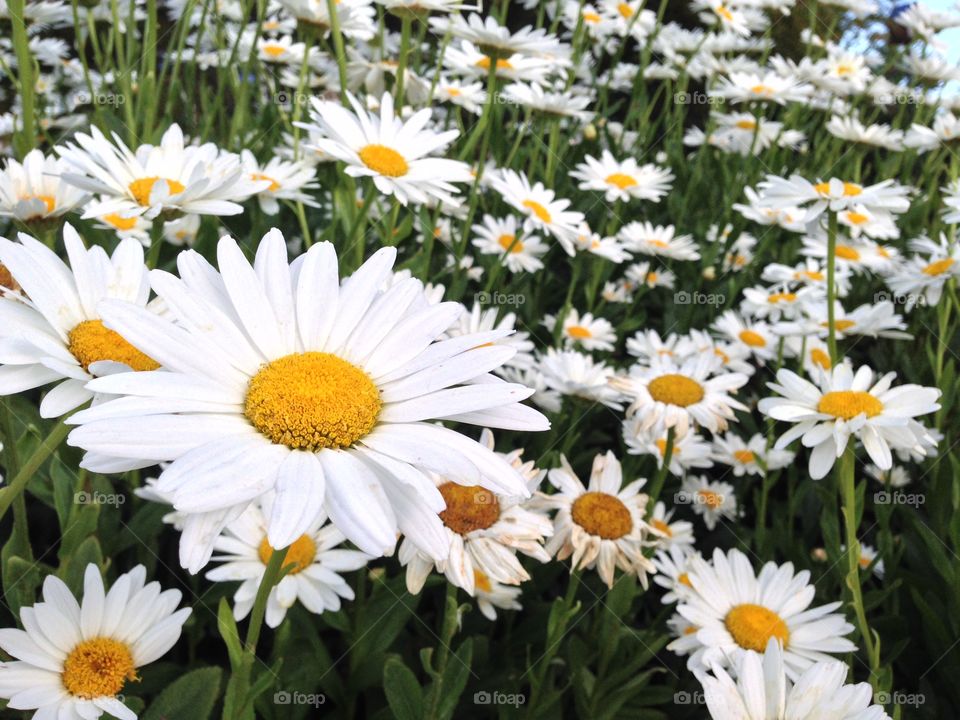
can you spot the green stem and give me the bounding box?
[647,427,674,507]
[424,582,459,718]
[395,15,413,104]
[325,0,349,102]
[0,418,71,524]
[826,211,839,365]
[526,569,580,718]
[9,0,36,156]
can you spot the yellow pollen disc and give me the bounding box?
[817,390,883,420]
[651,518,673,536]
[678,573,692,588]
[446,87,462,96]
[835,245,861,261]
[262,44,286,57]
[497,234,523,253]
[820,319,855,332]
[858,554,871,568]
[583,10,600,22]
[101,213,138,230]
[795,270,823,281]
[750,84,773,95]
[474,569,492,593]
[358,144,409,177]
[716,4,733,21]
[647,374,705,407]
[68,320,159,372]
[715,348,730,364]
[571,491,632,539]
[22,193,56,214]
[605,172,637,189]
[567,325,592,339]
[617,2,634,18]
[814,181,862,197]
[647,272,658,283]
[698,490,722,509]
[62,637,137,699]
[244,352,381,451]
[0,263,18,291]
[129,177,185,206]
[258,534,316,574]
[923,258,954,276]
[735,119,756,130]
[810,348,832,370]
[476,56,514,70]
[522,199,552,223]
[844,211,869,225]
[877,246,891,258]
[738,329,766,348]
[251,172,281,192]
[438,482,500,535]
[724,604,790,652]
[836,63,854,76]
[768,291,796,303]
[733,449,755,464]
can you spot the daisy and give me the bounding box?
[490,170,585,255]
[740,284,820,322]
[624,261,676,290]
[904,112,960,152]
[571,150,673,203]
[539,348,623,409]
[612,354,749,435]
[545,308,616,352]
[0,227,156,418]
[542,452,655,589]
[711,310,778,362]
[619,222,700,261]
[756,175,911,222]
[675,548,857,677]
[400,429,551,595]
[434,77,486,114]
[825,115,904,150]
[301,92,472,207]
[473,571,523,620]
[711,71,813,105]
[443,41,556,83]
[55,124,263,220]
[733,187,807,234]
[678,475,737,531]
[653,546,701,604]
[500,82,595,122]
[444,302,535,372]
[761,259,851,297]
[471,214,547,273]
[884,234,960,310]
[758,364,940,479]
[711,432,794,477]
[575,229,630,263]
[623,419,714,477]
[843,542,885,580]
[699,637,891,720]
[647,502,696,554]
[865,463,910,488]
[274,0,375,39]
[91,210,151,243]
[66,231,549,572]
[0,563,191,720]
[239,150,320,215]
[0,149,88,224]
[432,12,570,58]
[206,497,369,628]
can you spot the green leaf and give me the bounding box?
[435,638,474,720]
[2,554,42,618]
[218,597,244,669]
[142,666,222,720]
[383,656,423,720]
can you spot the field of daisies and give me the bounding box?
[3,0,960,717]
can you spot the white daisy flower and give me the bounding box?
[490,169,585,255]
[623,419,714,477]
[206,498,369,628]
[653,545,701,604]
[66,231,549,572]
[624,261,676,290]
[678,475,737,531]
[300,92,472,207]
[674,548,857,677]
[473,571,523,620]
[542,451,655,589]
[0,149,89,224]
[571,150,673,203]
[711,71,813,105]
[0,564,190,720]
[539,348,624,409]
[471,214,547,273]
[619,222,700,261]
[759,365,940,480]
[239,150,320,215]
[444,302,535,372]
[711,432,794,477]
[545,308,616,352]
[712,310,778,362]
[756,175,911,223]
[648,501,696,554]
[443,41,556,84]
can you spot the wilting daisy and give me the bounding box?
[679,475,737,531]
[56,124,263,220]
[542,452,655,588]
[699,637,892,720]
[711,433,794,477]
[301,92,471,207]
[206,498,369,628]
[0,564,191,720]
[0,227,157,418]
[674,548,857,677]
[0,148,88,224]
[612,355,749,435]
[759,364,940,479]
[571,150,673,203]
[67,231,549,572]
[490,170,585,255]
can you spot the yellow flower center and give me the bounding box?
[795,270,824,281]
[835,245,861,261]
[820,319,855,331]
[358,144,409,177]
[583,10,601,22]
[21,193,56,215]
[446,87,462,96]
[678,573,692,588]
[474,569,492,592]
[62,637,137,699]
[735,119,756,130]
[67,320,159,373]
[923,258,954,276]
[262,43,286,57]
[244,352,381,451]
[258,533,317,574]
[605,172,637,189]
[733,449,755,464]
[617,2,634,18]
[129,177,185,206]
[647,374,705,407]
[522,199,552,223]
[646,272,658,283]
[768,291,796,303]
[715,348,730,363]
[738,329,766,348]
[836,63,854,76]
[651,518,673,536]
[813,181,862,197]
[0,263,18,291]
[698,489,723,509]
[251,172,281,192]
[750,84,774,96]
[476,56,514,70]
[844,211,869,225]
[724,604,790,652]
[647,239,668,248]
[716,5,733,21]
[438,482,500,535]
[101,213,139,231]
[497,234,523,253]
[810,348,832,370]
[817,390,883,420]
[571,491,632,539]
[567,325,592,339]
[655,437,679,457]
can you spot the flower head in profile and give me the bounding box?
[0,149,89,225]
